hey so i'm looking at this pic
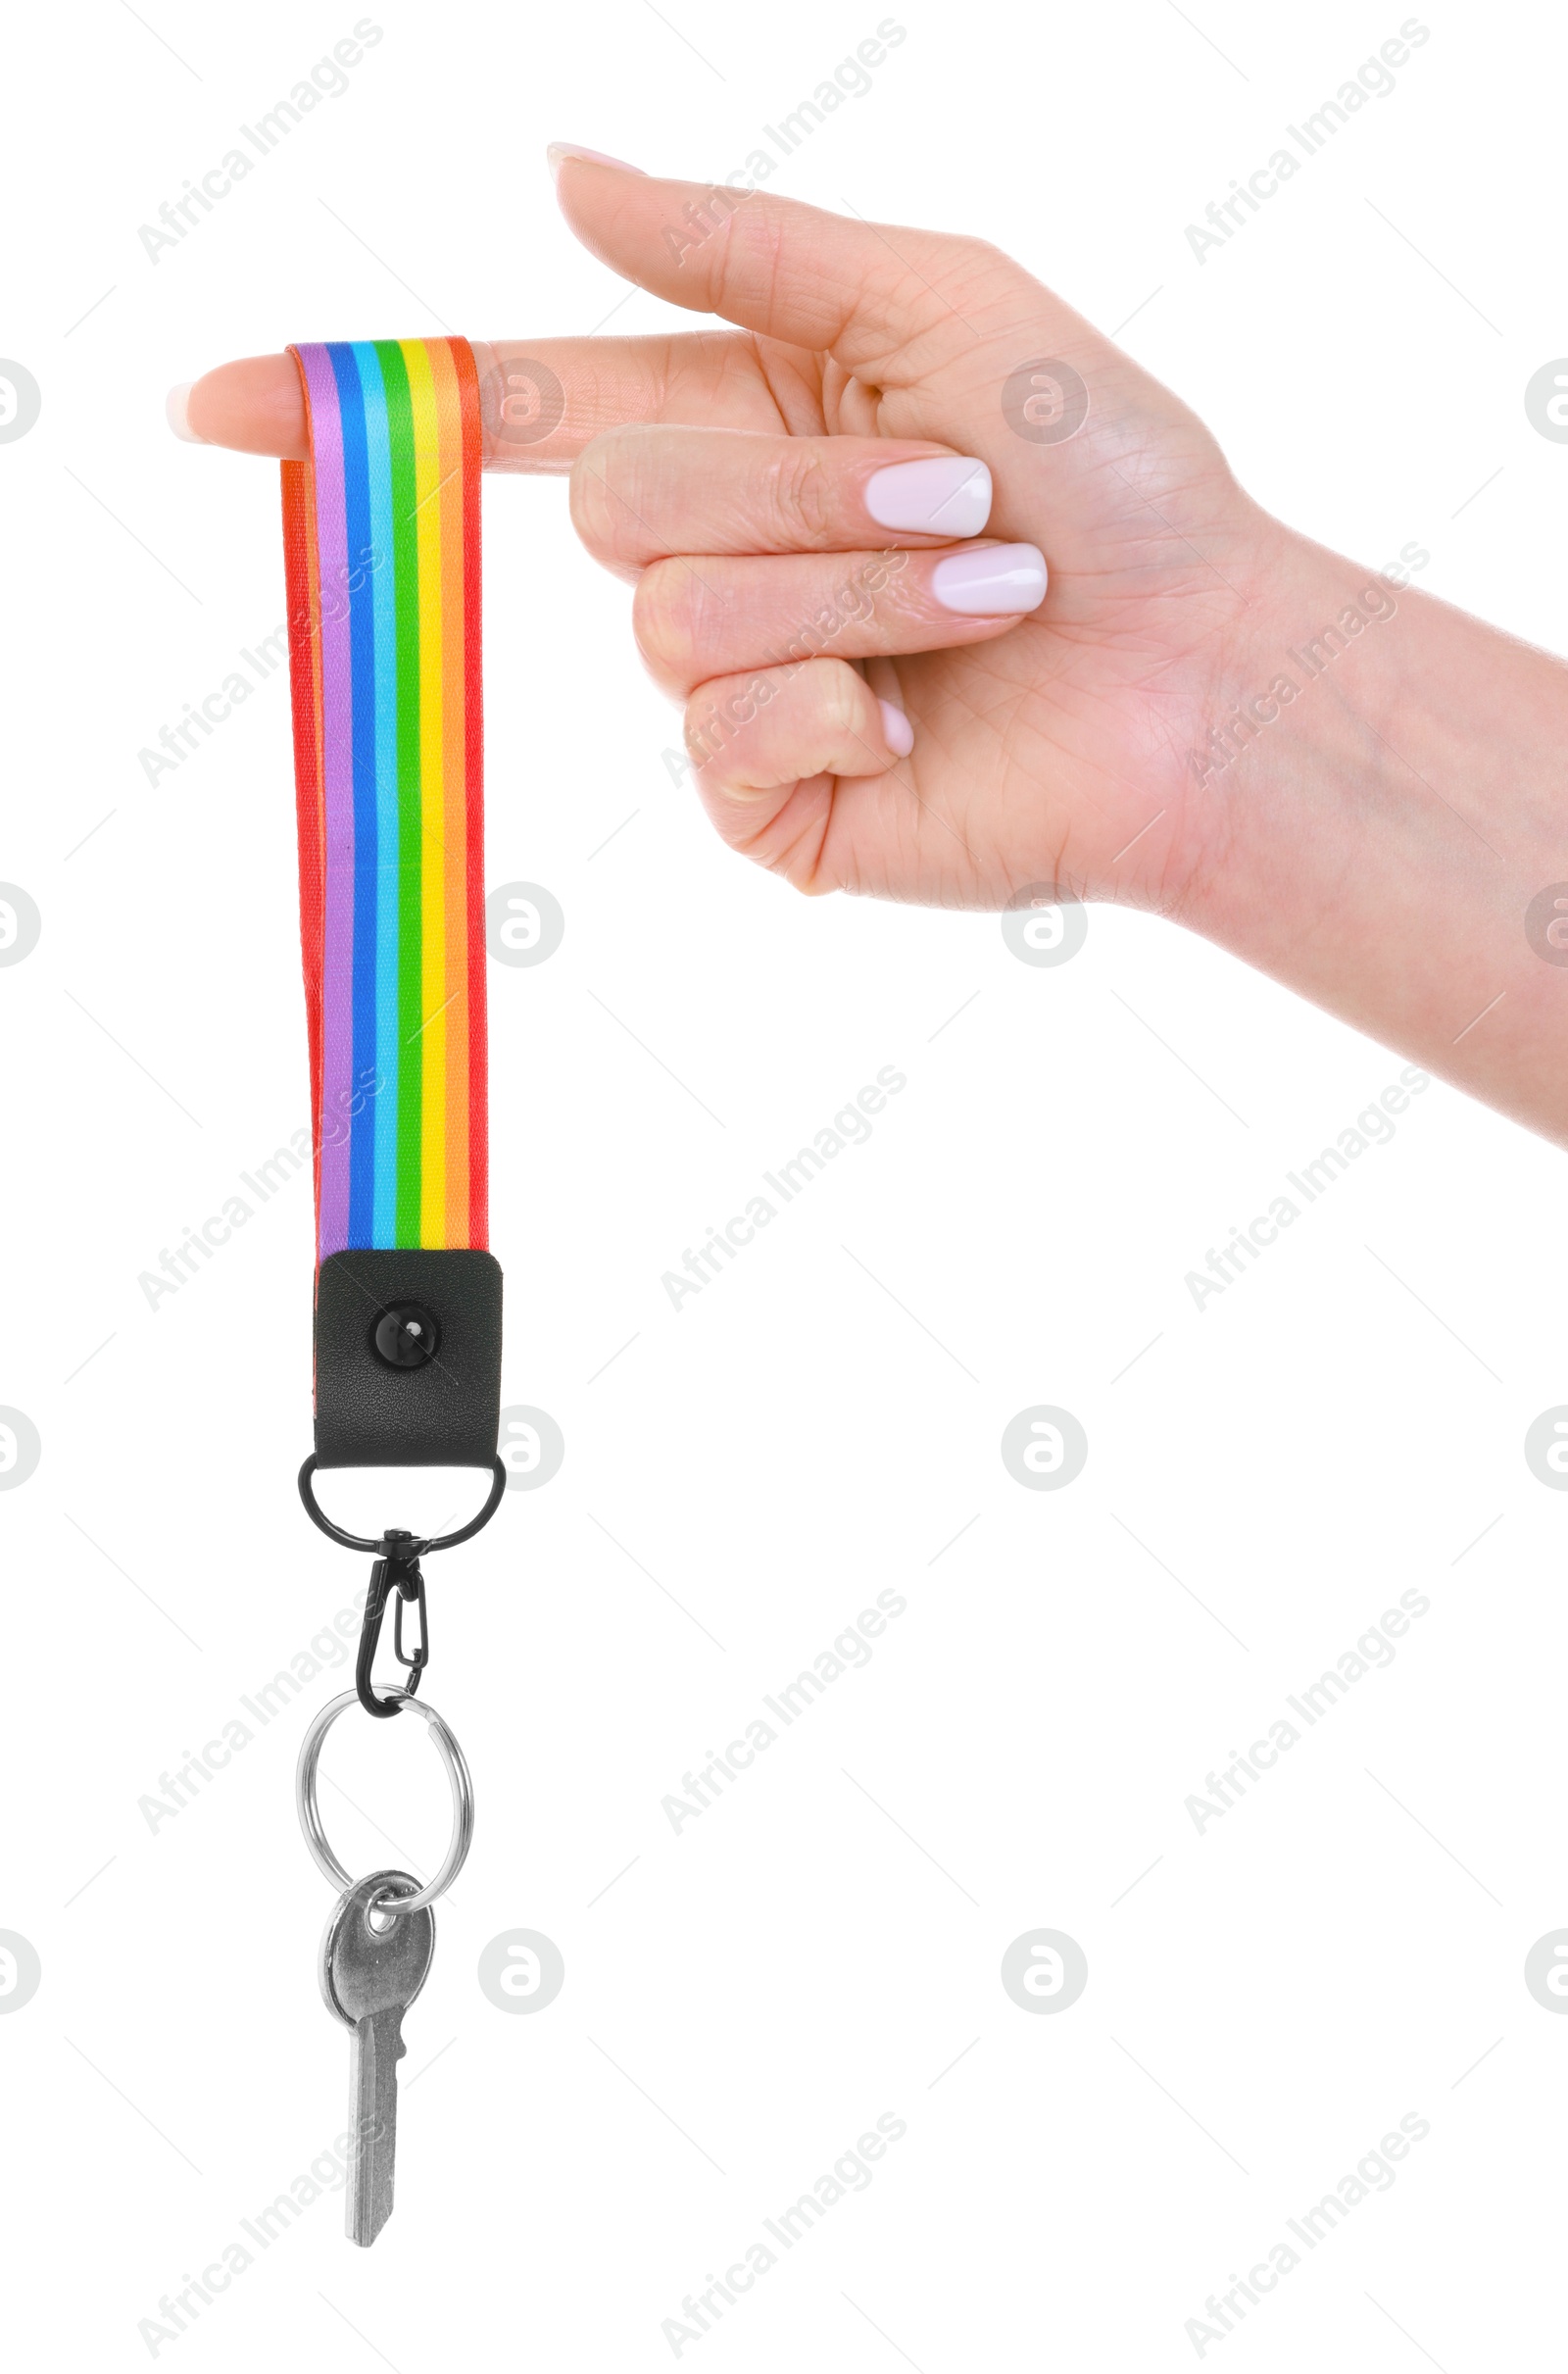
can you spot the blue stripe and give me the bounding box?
[352,341,401,1247]
[327,342,378,1249]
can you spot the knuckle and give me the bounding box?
[900,230,1016,331]
[567,433,626,561]
[954,231,1005,273]
[953,233,1026,314]
[571,425,662,567]
[766,443,834,545]
[683,677,751,773]
[564,434,616,543]
[632,559,704,680]
[815,659,864,741]
[682,699,712,762]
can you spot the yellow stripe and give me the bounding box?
[401,339,448,1247]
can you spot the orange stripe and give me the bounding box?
[303,459,326,1207]
[281,453,327,1232]
[303,463,326,892]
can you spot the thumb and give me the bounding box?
[550,150,1031,373]
[548,156,1234,582]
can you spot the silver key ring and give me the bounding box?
[296,1688,473,1916]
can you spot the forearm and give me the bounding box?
[1185,522,1568,1145]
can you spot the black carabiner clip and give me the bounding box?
[297,1456,506,1720]
[356,1530,429,1719]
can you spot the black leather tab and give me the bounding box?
[314,1249,503,1469]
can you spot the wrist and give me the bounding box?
[1176,516,1407,902]
[1171,516,1568,1142]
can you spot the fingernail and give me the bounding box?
[865,455,992,538]
[547,143,645,186]
[878,698,914,758]
[166,381,206,444]
[931,542,1048,616]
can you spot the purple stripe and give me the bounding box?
[299,345,354,1260]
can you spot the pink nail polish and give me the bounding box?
[865,456,992,538]
[878,699,914,758]
[931,544,1048,616]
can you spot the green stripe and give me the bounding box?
[375,338,423,1246]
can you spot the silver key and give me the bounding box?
[319,1868,435,2247]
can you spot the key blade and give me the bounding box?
[318,1871,436,2250]
[348,2005,407,2247]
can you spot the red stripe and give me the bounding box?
[280,448,324,1233]
[453,336,488,1250]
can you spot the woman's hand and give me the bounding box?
[173,156,1568,1144]
[180,156,1268,916]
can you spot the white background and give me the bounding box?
[3,0,1566,2364]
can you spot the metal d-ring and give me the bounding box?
[295,1687,474,1917]
[296,1454,508,1558]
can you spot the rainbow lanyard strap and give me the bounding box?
[282,337,505,1713]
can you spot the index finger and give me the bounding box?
[172,331,797,470]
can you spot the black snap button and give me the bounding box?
[371,1303,441,1369]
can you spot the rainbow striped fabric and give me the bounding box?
[281,337,487,1261]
